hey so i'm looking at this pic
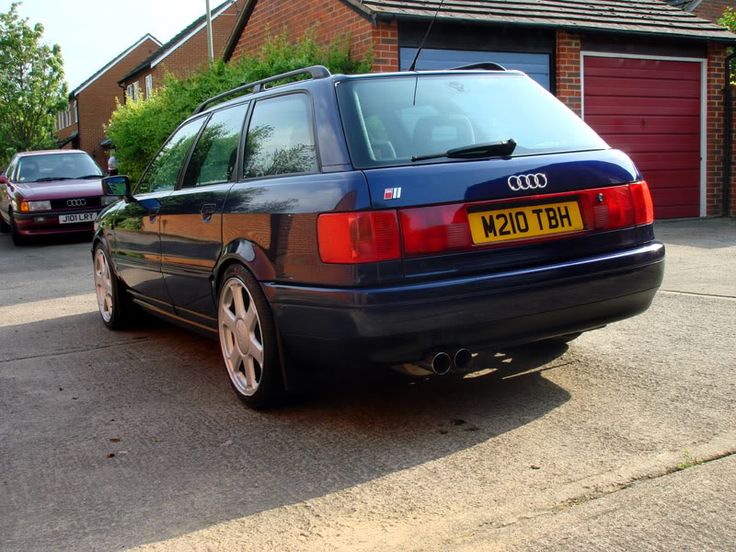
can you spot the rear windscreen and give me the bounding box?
[336,73,608,169]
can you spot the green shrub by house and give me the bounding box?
[106,33,372,182]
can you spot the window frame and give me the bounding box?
[134,114,209,196]
[179,100,250,190]
[239,90,321,182]
[144,74,154,99]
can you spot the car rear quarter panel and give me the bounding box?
[220,170,404,287]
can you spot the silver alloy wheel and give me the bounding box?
[218,277,265,397]
[94,248,113,323]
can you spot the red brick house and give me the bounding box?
[118,0,245,101]
[667,0,733,23]
[223,0,736,218]
[55,35,161,166]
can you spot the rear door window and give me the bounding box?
[182,102,249,187]
[242,94,317,178]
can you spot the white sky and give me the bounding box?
[2,0,218,90]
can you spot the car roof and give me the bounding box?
[196,68,527,117]
[16,149,90,158]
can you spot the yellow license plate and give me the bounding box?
[468,201,584,245]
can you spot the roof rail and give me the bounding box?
[193,65,331,115]
[451,62,507,71]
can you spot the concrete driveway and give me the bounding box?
[0,219,734,551]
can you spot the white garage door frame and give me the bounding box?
[580,51,708,217]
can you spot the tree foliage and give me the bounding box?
[719,7,736,84]
[106,32,372,182]
[0,3,67,166]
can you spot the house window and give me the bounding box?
[73,101,78,123]
[145,75,153,99]
[126,82,141,102]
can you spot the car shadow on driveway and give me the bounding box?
[0,310,571,552]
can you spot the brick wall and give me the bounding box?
[555,31,581,115]
[122,0,245,95]
[229,0,398,72]
[706,42,728,216]
[56,38,160,166]
[693,0,731,24]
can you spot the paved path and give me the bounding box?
[0,219,734,551]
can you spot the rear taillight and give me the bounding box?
[317,181,654,263]
[317,210,401,263]
[578,181,653,230]
[400,204,471,255]
[630,181,655,226]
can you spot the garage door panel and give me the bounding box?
[587,116,700,135]
[585,97,700,117]
[583,55,702,219]
[654,204,700,218]
[652,187,700,204]
[601,134,700,153]
[639,169,701,188]
[584,66,701,82]
[585,56,701,74]
[585,79,700,98]
[629,152,700,171]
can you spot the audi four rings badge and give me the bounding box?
[67,199,87,207]
[507,173,548,191]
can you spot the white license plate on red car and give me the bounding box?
[59,212,96,224]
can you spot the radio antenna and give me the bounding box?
[407,0,447,71]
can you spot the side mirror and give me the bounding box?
[102,175,131,199]
[0,175,8,185]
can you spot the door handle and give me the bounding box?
[201,203,216,222]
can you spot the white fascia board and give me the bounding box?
[150,1,233,69]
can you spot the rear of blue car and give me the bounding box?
[265,71,664,370]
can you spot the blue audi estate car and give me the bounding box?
[93,65,664,408]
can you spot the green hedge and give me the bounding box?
[106,33,372,182]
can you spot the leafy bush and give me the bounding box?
[106,32,372,182]
[719,7,736,84]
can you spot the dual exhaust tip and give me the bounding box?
[420,348,473,375]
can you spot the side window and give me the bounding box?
[243,94,317,178]
[182,102,248,188]
[5,159,17,181]
[136,117,206,194]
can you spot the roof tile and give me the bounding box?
[358,0,736,41]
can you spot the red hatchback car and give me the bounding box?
[0,150,116,245]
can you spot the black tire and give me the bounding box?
[93,243,134,330]
[217,264,285,409]
[9,211,27,245]
[0,212,10,233]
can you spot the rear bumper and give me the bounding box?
[264,241,665,366]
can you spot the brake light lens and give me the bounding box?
[318,210,401,263]
[629,181,655,226]
[400,204,471,255]
[317,182,653,263]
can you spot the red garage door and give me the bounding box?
[583,55,702,218]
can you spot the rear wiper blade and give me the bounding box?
[411,139,516,162]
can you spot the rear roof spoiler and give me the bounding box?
[451,62,507,71]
